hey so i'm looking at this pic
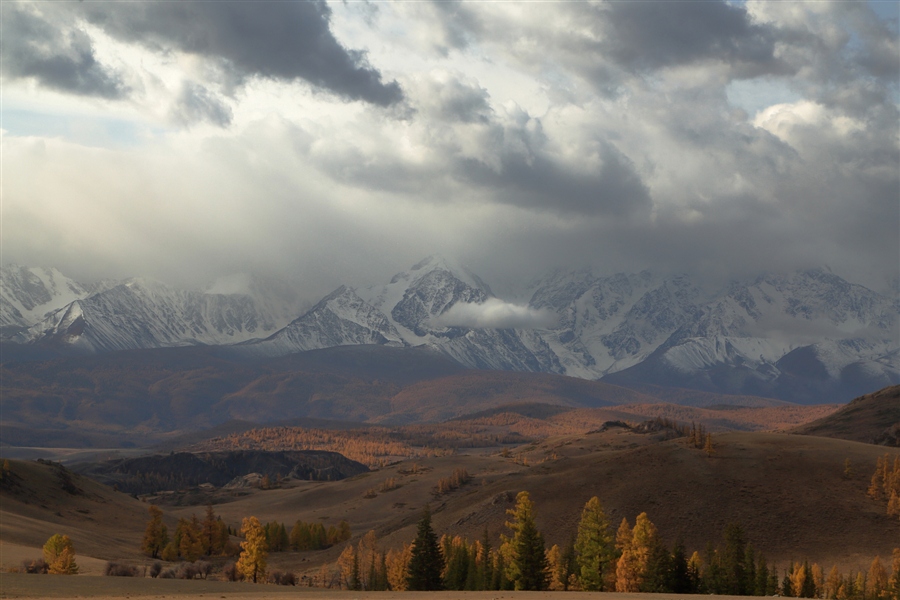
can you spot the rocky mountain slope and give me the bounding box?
[2,258,896,403]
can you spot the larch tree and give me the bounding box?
[177,516,203,562]
[574,496,615,591]
[868,556,888,600]
[141,505,168,559]
[407,508,445,591]
[504,491,548,591]
[616,512,659,592]
[386,543,412,591]
[43,534,78,574]
[200,504,220,556]
[236,516,268,583]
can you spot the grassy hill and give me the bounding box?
[792,385,900,445]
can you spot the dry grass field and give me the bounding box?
[0,572,761,599]
[1,391,897,599]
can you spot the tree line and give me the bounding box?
[140,504,351,562]
[318,491,900,598]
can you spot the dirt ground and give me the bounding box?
[0,572,756,600]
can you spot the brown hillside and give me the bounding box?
[3,431,896,579]
[171,430,898,576]
[1,345,793,448]
[792,385,900,445]
[0,459,162,564]
[376,371,659,423]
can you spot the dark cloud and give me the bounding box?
[0,3,127,98]
[75,0,403,106]
[170,81,233,127]
[458,133,651,217]
[412,74,492,123]
[600,0,784,76]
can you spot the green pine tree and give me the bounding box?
[505,491,548,591]
[574,496,615,591]
[407,508,444,591]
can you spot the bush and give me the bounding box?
[104,562,140,577]
[158,568,177,579]
[22,558,48,574]
[149,562,162,578]
[269,570,297,586]
[223,561,244,582]
[195,561,212,580]
[175,562,199,580]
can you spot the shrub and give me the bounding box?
[269,570,297,586]
[195,561,213,580]
[104,562,140,577]
[22,558,48,574]
[149,562,162,578]
[223,561,244,582]
[175,562,199,580]
[158,568,177,579]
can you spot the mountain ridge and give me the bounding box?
[2,259,897,404]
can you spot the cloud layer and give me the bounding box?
[1,0,897,298]
[431,299,558,330]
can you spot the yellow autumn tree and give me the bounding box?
[141,505,168,559]
[236,516,268,583]
[868,556,888,600]
[43,534,78,574]
[386,543,412,591]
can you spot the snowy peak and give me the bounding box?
[247,286,405,356]
[394,255,493,295]
[0,265,90,329]
[19,276,298,352]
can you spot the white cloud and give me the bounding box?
[431,298,557,330]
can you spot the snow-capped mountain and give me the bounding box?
[12,276,301,352]
[245,285,405,356]
[0,265,94,331]
[3,259,897,403]
[245,255,562,372]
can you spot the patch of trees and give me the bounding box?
[141,504,235,562]
[19,534,79,575]
[868,454,900,519]
[434,468,472,495]
[315,492,900,598]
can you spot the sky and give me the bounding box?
[1,0,898,302]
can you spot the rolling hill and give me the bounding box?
[792,385,900,445]
[1,344,790,448]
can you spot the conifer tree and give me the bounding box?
[722,523,748,595]
[480,528,493,590]
[386,543,412,591]
[889,548,900,599]
[141,505,168,559]
[200,504,221,556]
[630,512,660,590]
[236,516,268,583]
[868,556,888,600]
[177,516,203,562]
[407,508,444,591]
[504,491,548,591]
[574,496,615,591]
[546,545,564,591]
[756,554,771,597]
[561,535,578,591]
[670,539,692,593]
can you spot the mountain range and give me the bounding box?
[2,257,897,403]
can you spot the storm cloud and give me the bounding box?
[0,3,127,98]
[1,0,897,299]
[74,0,403,106]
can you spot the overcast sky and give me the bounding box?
[2,0,898,301]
